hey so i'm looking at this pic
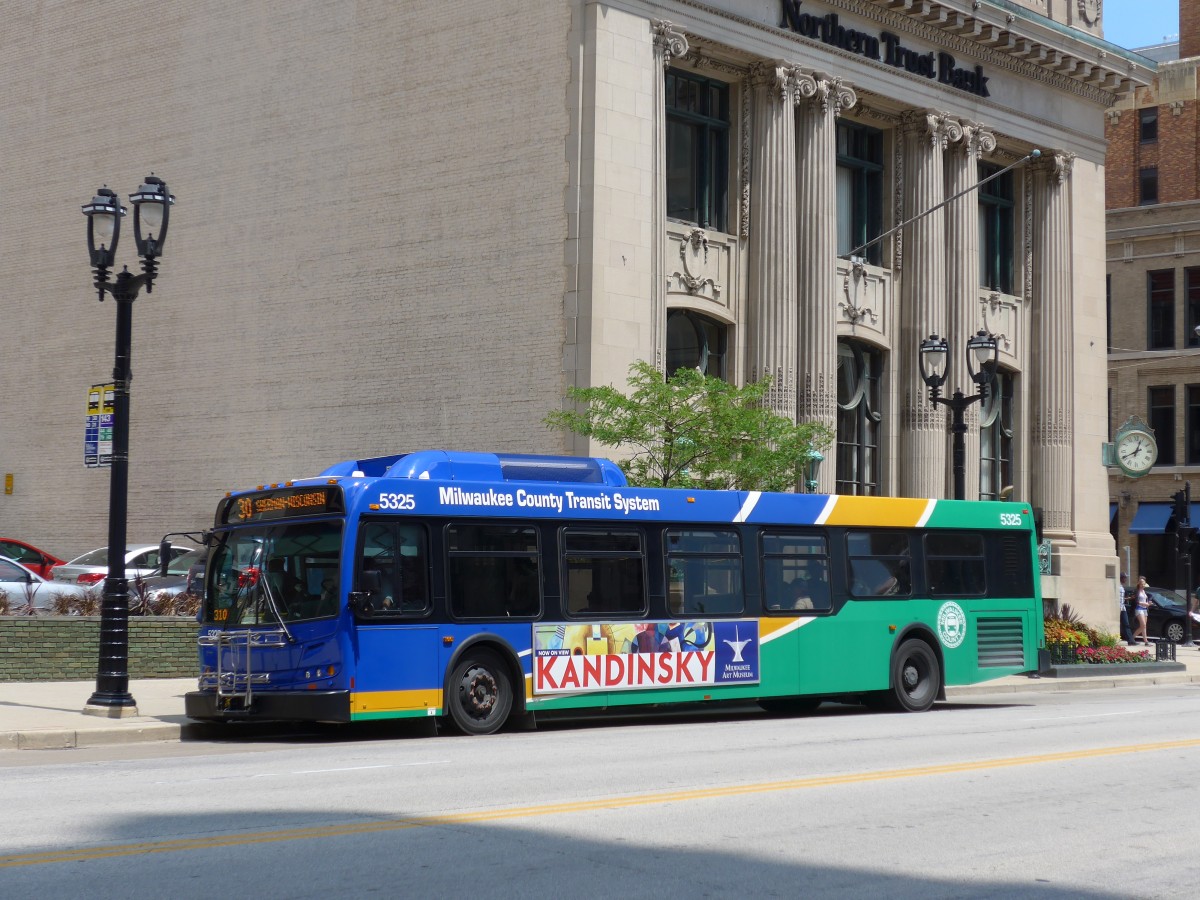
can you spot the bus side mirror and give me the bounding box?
[158,539,171,576]
[349,569,383,618]
[359,569,382,594]
[348,592,374,618]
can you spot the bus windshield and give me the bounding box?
[204,520,342,626]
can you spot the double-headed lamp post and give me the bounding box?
[919,329,999,502]
[81,175,174,717]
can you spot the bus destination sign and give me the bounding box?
[223,486,342,524]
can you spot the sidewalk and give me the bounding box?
[4,645,1200,751]
[0,678,201,750]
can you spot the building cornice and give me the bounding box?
[660,0,1153,105]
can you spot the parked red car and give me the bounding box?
[0,538,65,579]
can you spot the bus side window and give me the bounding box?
[562,528,646,617]
[925,532,986,597]
[761,531,830,612]
[665,529,743,616]
[846,531,912,598]
[356,522,431,616]
[447,523,540,619]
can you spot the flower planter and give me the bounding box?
[1044,660,1185,678]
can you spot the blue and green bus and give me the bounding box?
[185,450,1044,734]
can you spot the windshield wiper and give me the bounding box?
[258,573,296,643]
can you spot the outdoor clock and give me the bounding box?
[1111,417,1158,478]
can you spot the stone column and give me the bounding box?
[898,110,960,499]
[745,62,797,418]
[944,122,996,500]
[795,70,856,493]
[1030,152,1075,535]
[650,20,689,372]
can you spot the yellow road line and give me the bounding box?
[4,737,1198,868]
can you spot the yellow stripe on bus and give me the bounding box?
[757,617,800,641]
[351,688,442,714]
[821,495,933,527]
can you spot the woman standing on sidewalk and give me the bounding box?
[1133,576,1151,644]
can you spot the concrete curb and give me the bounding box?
[1,722,184,751]
[945,671,1200,697]
[1044,661,1185,677]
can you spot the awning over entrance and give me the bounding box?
[1129,503,1172,534]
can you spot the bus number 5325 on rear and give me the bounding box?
[999,513,1023,526]
[378,493,416,511]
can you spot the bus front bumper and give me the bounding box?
[185,689,351,723]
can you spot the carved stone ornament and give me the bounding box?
[959,121,997,157]
[981,292,1012,352]
[839,258,877,325]
[677,228,720,298]
[1077,0,1101,27]
[749,60,795,105]
[652,20,688,67]
[902,109,960,150]
[793,69,857,116]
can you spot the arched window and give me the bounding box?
[666,310,727,380]
[979,370,1014,501]
[836,340,882,495]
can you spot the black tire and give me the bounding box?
[757,698,822,715]
[1163,619,1185,643]
[446,649,512,735]
[889,638,940,712]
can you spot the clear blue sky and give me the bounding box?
[1104,0,1179,49]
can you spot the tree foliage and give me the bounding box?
[544,361,832,492]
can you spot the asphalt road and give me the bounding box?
[3,686,1200,898]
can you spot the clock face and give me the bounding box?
[1117,431,1156,474]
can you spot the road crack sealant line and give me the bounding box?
[3,737,1200,868]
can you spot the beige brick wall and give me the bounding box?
[0,1,579,555]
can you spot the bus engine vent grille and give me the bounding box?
[976,617,1025,668]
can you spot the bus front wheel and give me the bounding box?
[889,639,940,712]
[447,650,513,735]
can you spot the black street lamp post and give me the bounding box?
[82,176,174,717]
[919,330,999,501]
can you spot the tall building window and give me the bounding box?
[666,309,727,380]
[978,163,1014,294]
[1149,385,1176,466]
[1139,167,1159,205]
[1139,107,1158,143]
[1188,386,1200,465]
[1147,269,1175,349]
[665,70,729,233]
[836,121,884,265]
[836,340,882,495]
[979,371,1014,501]
[1187,268,1200,348]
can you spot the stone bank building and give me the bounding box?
[0,1,1151,626]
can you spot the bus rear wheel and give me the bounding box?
[447,650,513,735]
[889,639,940,712]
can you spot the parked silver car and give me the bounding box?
[136,547,206,602]
[50,543,190,586]
[0,556,93,611]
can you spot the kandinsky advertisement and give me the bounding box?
[533,621,760,695]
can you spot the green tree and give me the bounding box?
[544,361,832,492]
